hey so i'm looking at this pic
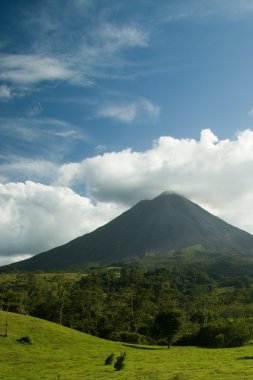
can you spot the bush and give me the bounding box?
[224,320,252,347]
[114,352,126,371]
[177,319,252,348]
[198,320,251,347]
[16,336,32,344]
[181,320,252,348]
[104,353,114,365]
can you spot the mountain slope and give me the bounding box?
[6,192,253,271]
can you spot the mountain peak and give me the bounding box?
[158,191,185,198]
[5,193,253,271]
[152,191,187,202]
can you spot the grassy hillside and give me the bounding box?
[1,312,253,379]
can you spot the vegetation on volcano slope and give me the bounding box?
[1,312,253,379]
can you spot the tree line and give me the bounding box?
[1,266,253,347]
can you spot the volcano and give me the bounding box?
[5,192,253,271]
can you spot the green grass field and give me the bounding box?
[1,312,253,379]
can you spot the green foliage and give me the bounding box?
[180,320,252,348]
[2,265,253,349]
[152,311,181,347]
[104,353,114,365]
[16,336,32,344]
[114,352,126,371]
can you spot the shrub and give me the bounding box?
[114,352,126,371]
[16,336,32,344]
[223,320,252,347]
[177,319,252,348]
[195,320,251,348]
[104,353,114,365]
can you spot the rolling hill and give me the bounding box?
[5,192,253,271]
[1,311,253,379]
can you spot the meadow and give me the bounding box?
[1,312,253,379]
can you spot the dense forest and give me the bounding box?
[1,265,253,348]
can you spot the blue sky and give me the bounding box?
[2,0,253,264]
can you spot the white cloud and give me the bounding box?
[56,129,253,235]
[97,103,137,123]
[95,145,107,153]
[2,0,253,96]
[0,84,12,101]
[99,23,148,50]
[163,0,253,22]
[97,99,160,123]
[0,158,59,184]
[0,181,124,263]
[0,117,87,165]
[0,20,149,90]
[0,54,76,86]
[0,117,87,187]
[69,23,149,83]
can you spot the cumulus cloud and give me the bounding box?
[0,181,124,264]
[56,129,253,234]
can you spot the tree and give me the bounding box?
[68,286,106,335]
[152,311,181,347]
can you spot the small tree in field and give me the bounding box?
[114,352,126,371]
[152,311,181,348]
[104,353,114,365]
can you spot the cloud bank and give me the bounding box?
[0,182,122,265]
[2,129,253,265]
[56,128,253,233]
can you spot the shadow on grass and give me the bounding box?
[237,356,253,360]
[123,344,164,350]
